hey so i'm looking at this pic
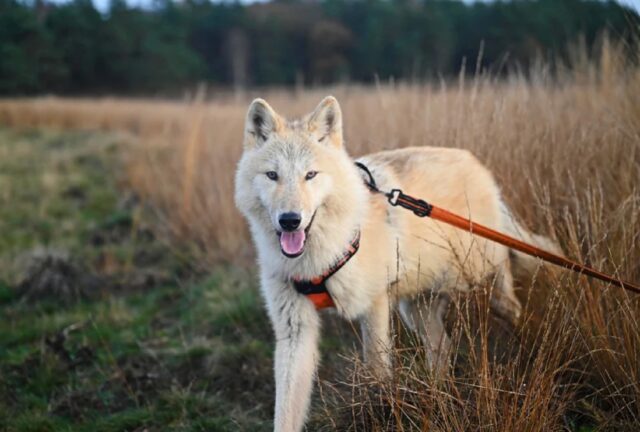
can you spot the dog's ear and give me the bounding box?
[307,96,343,148]
[244,98,282,149]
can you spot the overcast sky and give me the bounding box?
[619,0,640,11]
[56,0,640,15]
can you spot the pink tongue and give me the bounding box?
[280,231,306,255]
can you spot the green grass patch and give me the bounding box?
[0,128,275,431]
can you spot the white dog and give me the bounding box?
[234,96,559,432]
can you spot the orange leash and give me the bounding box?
[428,204,640,294]
[355,162,640,295]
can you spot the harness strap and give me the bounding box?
[292,231,361,309]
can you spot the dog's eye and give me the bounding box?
[305,171,318,181]
[266,171,278,181]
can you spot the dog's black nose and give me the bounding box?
[279,212,301,231]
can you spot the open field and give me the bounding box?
[1,44,639,430]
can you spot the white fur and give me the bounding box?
[234,96,560,432]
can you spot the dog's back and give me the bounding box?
[359,147,508,293]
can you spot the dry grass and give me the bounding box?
[0,41,639,430]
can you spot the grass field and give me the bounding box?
[0,42,639,431]
[0,128,278,430]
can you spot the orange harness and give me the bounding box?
[292,231,360,309]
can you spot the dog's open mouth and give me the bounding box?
[277,212,316,258]
[279,230,306,257]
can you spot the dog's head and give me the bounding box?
[235,96,365,260]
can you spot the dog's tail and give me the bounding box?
[500,202,564,279]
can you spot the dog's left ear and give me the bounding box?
[308,96,343,148]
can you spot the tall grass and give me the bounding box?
[0,41,638,429]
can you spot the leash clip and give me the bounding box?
[387,189,433,217]
[387,189,402,205]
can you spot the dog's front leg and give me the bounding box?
[271,295,320,432]
[360,291,392,379]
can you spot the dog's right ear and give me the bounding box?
[244,98,281,149]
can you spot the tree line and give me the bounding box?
[0,0,638,95]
